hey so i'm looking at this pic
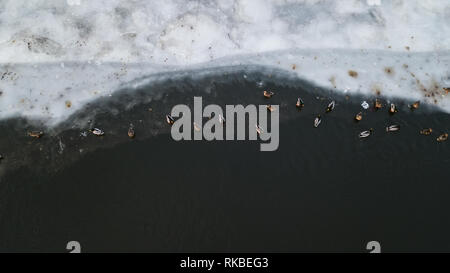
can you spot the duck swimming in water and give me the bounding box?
[28,131,44,138]
[263,90,274,98]
[90,128,105,136]
[314,115,321,128]
[437,133,448,142]
[386,124,400,132]
[255,124,264,135]
[219,114,226,125]
[267,104,276,112]
[409,101,420,110]
[359,128,374,139]
[420,128,433,135]
[166,114,175,125]
[296,98,305,108]
[326,100,335,112]
[193,122,201,132]
[128,125,135,139]
[355,112,363,122]
[389,103,398,114]
[361,101,369,109]
[374,99,382,110]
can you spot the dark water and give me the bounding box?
[0,72,449,252]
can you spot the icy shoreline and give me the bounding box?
[1,49,449,126]
[0,0,449,125]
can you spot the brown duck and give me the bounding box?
[263,90,274,98]
[128,126,135,139]
[420,128,433,135]
[374,99,382,110]
[28,131,44,138]
[437,133,448,142]
[410,101,420,110]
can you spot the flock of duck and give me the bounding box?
[14,91,450,143]
[1,89,446,166]
[302,93,446,142]
[308,96,402,139]
[267,90,447,142]
[163,90,447,142]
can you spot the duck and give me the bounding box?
[263,90,274,98]
[409,101,420,110]
[386,124,400,132]
[355,112,363,122]
[128,125,135,139]
[90,128,105,136]
[420,128,433,135]
[28,131,44,138]
[166,114,175,125]
[296,98,305,108]
[267,104,276,112]
[255,124,264,135]
[193,122,201,132]
[389,103,398,114]
[437,133,448,142]
[219,114,226,124]
[314,115,321,128]
[326,100,335,112]
[359,128,374,138]
[374,99,382,110]
[361,101,369,109]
